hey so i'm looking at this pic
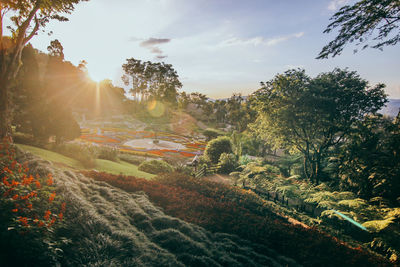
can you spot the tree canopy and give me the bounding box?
[251,68,387,183]
[318,0,400,59]
[122,58,182,105]
[0,0,88,139]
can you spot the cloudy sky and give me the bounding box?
[21,0,400,98]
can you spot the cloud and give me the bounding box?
[139,37,170,59]
[327,0,350,11]
[140,38,171,47]
[219,32,304,48]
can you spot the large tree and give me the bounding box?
[0,0,88,139]
[318,0,400,59]
[122,58,182,105]
[251,68,387,184]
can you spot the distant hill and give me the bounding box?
[380,99,400,117]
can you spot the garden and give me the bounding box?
[78,127,206,158]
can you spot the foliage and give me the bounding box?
[318,0,400,58]
[51,143,95,168]
[202,128,222,141]
[0,0,88,139]
[82,170,391,266]
[204,136,233,164]
[138,159,174,174]
[251,68,387,183]
[217,153,238,174]
[94,145,118,162]
[0,139,66,266]
[122,58,182,105]
[337,115,400,203]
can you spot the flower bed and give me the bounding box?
[78,127,206,158]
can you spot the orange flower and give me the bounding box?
[26,203,33,210]
[35,180,41,189]
[38,221,45,227]
[12,194,19,200]
[44,210,51,221]
[12,208,18,212]
[11,179,20,186]
[18,217,29,227]
[47,174,54,186]
[2,177,10,186]
[48,217,57,227]
[58,213,63,221]
[48,192,56,203]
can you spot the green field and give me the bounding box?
[16,144,155,179]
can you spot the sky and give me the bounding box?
[10,0,400,98]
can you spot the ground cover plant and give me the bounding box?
[82,170,391,266]
[8,150,299,266]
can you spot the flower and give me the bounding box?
[48,192,56,203]
[44,210,51,221]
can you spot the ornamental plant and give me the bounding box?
[0,138,66,265]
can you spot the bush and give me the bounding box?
[217,153,238,174]
[138,160,174,174]
[204,136,232,164]
[52,143,95,168]
[95,146,118,162]
[0,140,66,266]
[203,128,222,141]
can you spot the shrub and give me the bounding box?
[52,143,95,168]
[0,139,66,266]
[204,136,232,164]
[138,160,174,174]
[95,146,118,162]
[217,153,238,174]
[203,128,222,141]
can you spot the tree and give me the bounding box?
[251,68,387,184]
[204,136,233,164]
[338,115,400,203]
[121,58,182,105]
[318,0,400,59]
[47,39,64,60]
[0,0,88,139]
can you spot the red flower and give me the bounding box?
[44,210,51,221]
[48,192,56,203]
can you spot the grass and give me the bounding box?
[95,159,155,179]
[16,144,84,169]
[16,144,154,179]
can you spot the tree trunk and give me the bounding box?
[0,75,12,140]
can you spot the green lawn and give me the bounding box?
[94,159,155,179]
[16,144,155,179]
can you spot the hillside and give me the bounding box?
[1,147,389,266]
[12,150,298,266]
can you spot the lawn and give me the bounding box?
[16,144,155,179]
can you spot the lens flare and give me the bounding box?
[147,100,165,117]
